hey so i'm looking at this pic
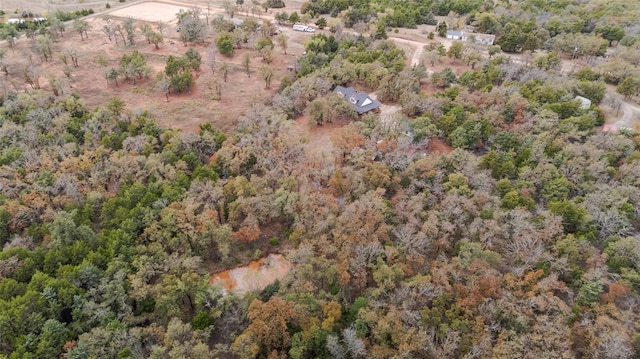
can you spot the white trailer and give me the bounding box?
[293,24,308,32]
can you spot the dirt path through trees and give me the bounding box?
[610,100,640,130]
[387,37,424,67]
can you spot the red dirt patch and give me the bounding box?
[428,137,453,154]
[210,254,292,295]
[210,269,236,292]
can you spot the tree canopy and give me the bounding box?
[1,2,640,358]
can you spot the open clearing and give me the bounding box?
[108,2,192,23]
[4,0,635,136]
[210,254,292,294]
[0,1,313,133]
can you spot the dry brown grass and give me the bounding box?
[1,10,312,133]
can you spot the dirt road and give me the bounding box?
[608,99,640,130]
[388,36,424,67]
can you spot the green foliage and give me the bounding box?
[548,200,590,235]
[410,116,437,143]
[185,48,202,70]
[497,22,526,52]
[346,297,368,323]
[0,209,11,246]
[373,21,389,41]
[266,0,286,8]
[216,33,234,55]
[260,280,280,301]
[0,146,23,166]
[560,113,598,131]
[546,100,583,120]
[501,190,535,210]
[594,24,625,45]
[449,119,491,149]
[164,50,200,93]
[254,36,273,51]
[481,150,517,179]
[573,67,600,81]
[3,7,640,354]
[135,296,155,320]
[289,11,300,23]
[53,9,94,22]
[617,76,638,99]
[315,17,327,29]
[447,41,464,62]
[457,241,503,268]
[165,53,199,77]
[540,176,571,202]
[473,12,501,34]
[305,33,338,55]
[576,279,603,306]
[436,21,447,37]
[36,319,71,359]
[275,11,289,24]
[605,237,640,275]
[533,52,560,71]
[192,310,214,330]
[119,50,150,83]
[575,80,606,104]
[444,172,474,196]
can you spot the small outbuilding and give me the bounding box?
[465,33,496,45]
[446,30,463,40]
[575,96,592,110]
[446,30,495,45]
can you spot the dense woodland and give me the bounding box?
[1,0,640,358]
[297,0,637,55]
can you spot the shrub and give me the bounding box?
[254,36,273,51]
[267,0,285,8]
[170,71,194,93]
[192,310,213,330]
[217,34,234,55]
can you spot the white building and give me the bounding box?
[575,96,592,110]
[446,30,463,40]
[446,30,496,45]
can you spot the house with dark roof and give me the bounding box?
[333,86,381,115]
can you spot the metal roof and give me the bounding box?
[333,86,381,114]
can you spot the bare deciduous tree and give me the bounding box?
[276,33,288,54]
[242,53,251,78]
[218,62,230,82]
[22,64,41,89]
[207,45,216,74]
[73,19,91,40]
[259,66,274,89]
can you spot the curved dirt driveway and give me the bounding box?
[611,100,640,130]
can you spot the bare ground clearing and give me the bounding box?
[1,0,112,14]
[108,2,194,22]
[1,3,309,133]
[210,253,292,295]
[6,0,632,139]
